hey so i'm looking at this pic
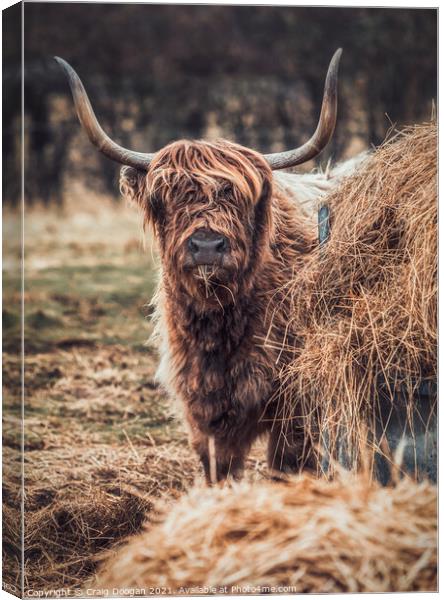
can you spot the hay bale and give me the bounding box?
[95,475,436,593]
[280,123,437,468]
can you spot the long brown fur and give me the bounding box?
[121,139,317,482]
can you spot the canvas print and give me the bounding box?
[3,3,437,597]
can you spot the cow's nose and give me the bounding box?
[188,230,228,265]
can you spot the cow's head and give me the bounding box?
[55,50,341,307]
[120,139,273,304]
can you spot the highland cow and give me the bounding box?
[56,50,343,483]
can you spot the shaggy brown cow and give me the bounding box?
[56,50,342,482]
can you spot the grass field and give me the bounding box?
[2,161,438,594]
[3,191,206,593]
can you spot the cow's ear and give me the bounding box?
[119,166,148,208]
[120,166,164,230]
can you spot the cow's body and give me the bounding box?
[143,145,366,482]
[56,49,349,482]
[148,155,317,481]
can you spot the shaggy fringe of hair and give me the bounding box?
[94,471,437,593]
[147,139,266,206]
[278,122,437,471]
[120,139,270,234]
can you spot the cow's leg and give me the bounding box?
[190,429,251,484]
[195,437,248,484]
[209,450,246,484]
[267,418,315,475]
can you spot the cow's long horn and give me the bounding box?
[264,48,342,170]
[54,57,154,170]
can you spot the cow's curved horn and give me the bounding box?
[264,48,342,170]
[54,57,154,170]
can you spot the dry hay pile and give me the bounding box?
[95,474,437,594]
[279,123,437,466]
[2,345,201,592]
[3,443,198,591]
[3,449,23,593]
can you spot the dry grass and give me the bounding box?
[2,194,199,594]
[95,472,437,594]
[21,444,198,590]
[2,344,200,593]
[2,192,269,594]
[2,127,437,595]
[278,122,437,470]
[2,342,265,594]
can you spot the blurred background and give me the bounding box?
[3,4,438,206]
[1,5,438,591]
